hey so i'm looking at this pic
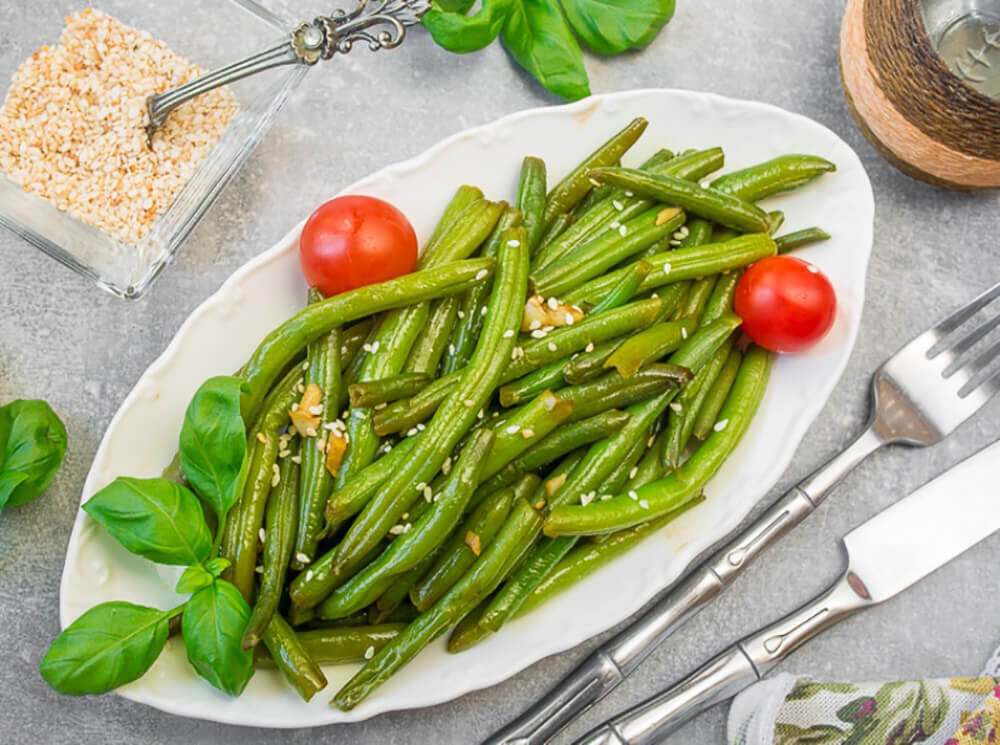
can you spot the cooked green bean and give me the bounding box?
[348,373,431,408]
[700,270,741,325]
[423,184,484,252]
[243,439,300,649]
[340,318,375,372]
[564,234,777,307]
[543,117,648,226]
[775,227,831,254]
[544,345,771,536]
[590,167,771,234]
[517,156,547,253]
[562,337,627,383]
[372,373,460,436]
[589,261,653,315]
[322,437,419,527]
[709,154,835,202]
[531,206,685,298]
[256,625,405,669]
[692,345,743,440]
[480,391,572,478]
[403,296,459,375]
[498,360,567,407]
[767,210,785,235]
[537,213,575,252]
[260,614,327,702]
[674,276,718,322]
[603,318,698,377]
[329,229,529,581]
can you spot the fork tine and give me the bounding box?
[942,309,1000,375]
[957,335,1000,396]
[929,280,1000,354]
[975,366,1000,400]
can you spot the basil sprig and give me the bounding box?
[0,399,67,512]
[41,376,255,698]
[423,0,676,101]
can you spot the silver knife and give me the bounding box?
[571,438,1000,745]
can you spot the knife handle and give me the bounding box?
[576,572,873,745]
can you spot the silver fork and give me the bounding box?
[483,279,1000,745]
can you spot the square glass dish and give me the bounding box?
[0,0,306,299]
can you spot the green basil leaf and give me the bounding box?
[179,376,248,522]
[182,580,254,696]
[40,601,170,695]
[84,477,212,566]
[204,557,231,578]
[435,0,475,11]
[0,399,67,510]
[559,0,675,55]
[175,563,214,594]
[424,0,507,53]
[501,0,591,101]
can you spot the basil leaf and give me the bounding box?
[175,563,214,594]
[501,0,591,102]
[204,557,231,578]
[84,477,212,566]
[424,0,506,53]
[559,0,675,55]
[0,399,67,511]
[39,601,170,695]
[182,580,254,696]
[179,376,248,522]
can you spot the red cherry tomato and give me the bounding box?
[299,195,418,297]
[734,256,836,353]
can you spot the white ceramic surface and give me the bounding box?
[60,89,874,727]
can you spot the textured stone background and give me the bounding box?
[2,1,999,743]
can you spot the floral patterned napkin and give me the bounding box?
[728,648,1000,745]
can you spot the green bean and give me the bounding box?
[340,319,375,372]
[286,604,317,627]
[767,210,785,235]
[537,213,575,252]
[589,261,653,315]
[517,156,547,253]
[243,439,300,649]
[711,225,740,243]
[318,429,496,619]
[332,495,545,709]
[543,117,648,226]
[626,430,670,491]
[502,297,663,383]
[339,321,378,409]
[230,375,302,602]
[329,229,529,581]
[260,614,327,702]
[700,270,741,325]
[322,437,418,526]
[675,276,718,321]
[369,603,420,625]
[410,483,515,611]
[573,149,672,220]
[255,625,404,668]
[532,148,725,272]
[662,337,735,468]
[293,323,343,567]
[480,391,573,478]
[677,217,714,248]
[564,234,777,307]
[240,257,494,423]
[692,344,743,440]
[531,206,685,298]
[423,185,484,254]
[442,207,523,375]
[603,319,698,377]
[372,373,459,436]
[370,559,436,621]
[288,536,390,611]
[403,296,459,375]
[518,496,706,616]
[544,345,771,536]
[446,596,494,653]
[562,337,627,383]
[590,167,771,234]
[498,360,567,407]
[348,373,431,408]
[775,227,831,254]
[709,154,835,202]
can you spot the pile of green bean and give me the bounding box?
[219,117,836,708]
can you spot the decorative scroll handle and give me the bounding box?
[145,0,430,141]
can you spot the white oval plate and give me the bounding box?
[61,89,873,727]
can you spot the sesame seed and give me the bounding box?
[647,435,656,447]
[389,524,406,536]
[547,296,559,310]
[305,570,314,582]
[406,427,418,437]
[278,448,291,458]
[589,177,601,187]
[305,426,318,438]
[503,329,515,338]
[671,402,683,412]
[291,455,302,464]
[416,482,427,491]
[341,410,349,420]
[662,263,672,275]
[601,494,613,501]
[442,457,452,475]
[531,330,547,339]
[619,225,628,237]
[416,423,426,431]
[296,552,311,565]
[481,306,488,316]
[581,492,594,506]
[363,343,373,353]
[302,361,310,370]
[521,428,535,438]
[448,344,456,355]
[423,485,433,501]
[505,424,521,435]
[271,464,281,487]
[714,419,729,432]
[529,319,541,331]
[475,269,489,280]
[585,342,595,353]
[639,499,650,509]
[681,327,688,339]
[610,221,621,229]
[612,199,624,210]
[547,342,557,352]
[464,399,475,407]
[256,432,267,444]
[457,310,465,319]
[259,528,266,543]
[297,382,306,393]
[629,466,638,479]
[628,490,639,500]
[290,403,299,412]
[255,565,263,574]
[374,402,387,410]
[625,190,634,197]
[308,404,323,415]
[507,239,521,247]
[364,646,375,660]
[477,409,485,419]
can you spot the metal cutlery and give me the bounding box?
[573,437,1000,744]
[144,0,430,142]
[484,280,1000,745]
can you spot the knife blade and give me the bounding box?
[573,439,1000,745]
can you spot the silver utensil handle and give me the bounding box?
[579,573,872,745]
[481,427,884,745]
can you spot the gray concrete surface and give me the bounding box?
[2,1,999,743]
